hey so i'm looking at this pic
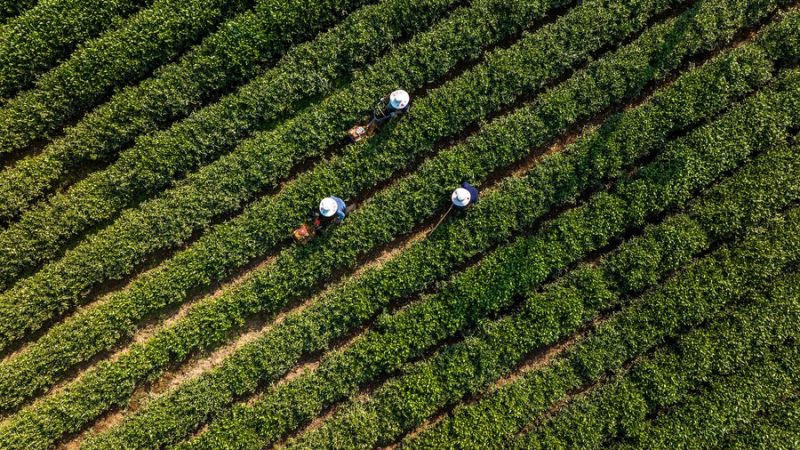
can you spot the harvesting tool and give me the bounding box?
[292,220,319,244]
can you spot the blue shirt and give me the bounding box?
[330,196,347,220]
[461,182,479,204]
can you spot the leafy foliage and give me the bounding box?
[0,0,37,25]
[0,0,154,98]
[0,0,738,445]
[404,137,800,449]
[0,0,397,222]
[0,0,673,379]
[269,73,800,450]
[75,15,794,450]
[0,0,546,288]
[719,392,800,449]
[0,0,257,154]
[0,0,796,448]
[513,265,800,449]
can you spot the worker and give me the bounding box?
[451,182,479,211]
[292,196,350,243]
[349,89,411,142]
[370,89,411,127]
[318,196,348,227]
[426,181,480,237]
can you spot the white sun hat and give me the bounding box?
[451,187,471,207]
[389,89,410,110]
[319,197,338,217]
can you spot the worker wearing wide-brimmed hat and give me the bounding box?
[317,196,348,227]
[451,182,479,210]
[371,89,411,126]
[349,89,412,142]
[292,196,348,243]
[425,181,481,237]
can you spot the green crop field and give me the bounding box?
[0,0,798,448]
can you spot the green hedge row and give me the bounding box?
[0,0,570,290]
[512,268,800,449]
[637,349,800,448]
[278,76,800,450]
[403,138,800,449]
[0,0,668,358]
[0,0,725,445]
[720,392,800,449]
[0,0,261,154]
[0,0,390,222]
[515,282,800,449]
[613,329,800,449]
[0,0,153,98]
[73,6,779,447]
[0,0,779,428]
[0,0,36,24]
[184,62,800,449]
[435,276,800,450]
